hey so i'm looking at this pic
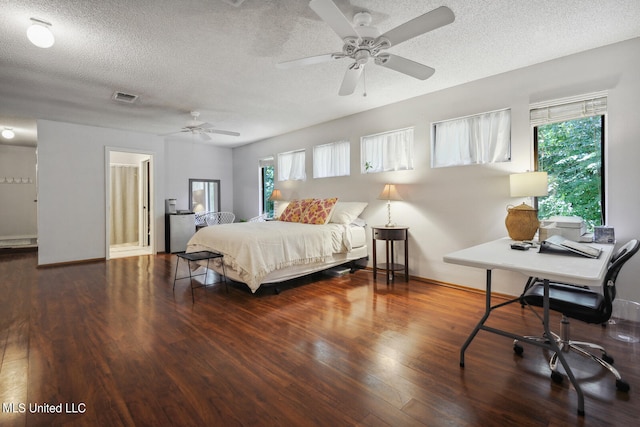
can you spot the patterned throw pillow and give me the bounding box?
[300,198,339,225]
[279,199,314,222]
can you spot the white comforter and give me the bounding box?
[186,221,354,292]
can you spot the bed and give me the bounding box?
[185,201,368,293]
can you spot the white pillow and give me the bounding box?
[351,217,366,227]
[329,202,368,224]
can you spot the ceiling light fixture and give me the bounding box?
[27,18,55,48]
[2,128,15,139]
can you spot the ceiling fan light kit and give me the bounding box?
[277,0,455,96]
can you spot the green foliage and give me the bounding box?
[537,116,603,230]
[263,166,275,214]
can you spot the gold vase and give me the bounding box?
[505,203,539,241]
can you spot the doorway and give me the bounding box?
[107,149,154,259]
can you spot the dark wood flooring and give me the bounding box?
[1,251,639,426]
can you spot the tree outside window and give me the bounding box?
[261,165,274,216]
[535,115,604,230]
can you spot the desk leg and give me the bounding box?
[460,270,493,368]
[542,279,585,416]
[459,272,586,415]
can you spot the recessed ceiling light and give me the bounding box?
[2,128,16,139]
[27,18,55,48]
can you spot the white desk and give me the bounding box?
[444,238,614,416]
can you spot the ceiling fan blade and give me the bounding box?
[200,132,212,141]
[205,129,241,137]
[198,122,214,129]
[309,0,359,41]
[377,6,454,47]
[277,52,346,69]
[338,65,363,96]
[375,54,435,80]
[160,129,189,137]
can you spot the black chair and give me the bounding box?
[514,239,639,392]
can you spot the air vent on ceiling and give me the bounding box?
[221,0,246,7]
[112,91,139,104]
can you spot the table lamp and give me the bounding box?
[378,184,402,227]
[269,189,284,218]
[505,172,548,240]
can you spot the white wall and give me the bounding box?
[37,120,165,265]
[0,145,37,239]
[164,138,234,213]
[36,124,234,265]
[232,37,640,302]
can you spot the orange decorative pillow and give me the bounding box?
[300,198,338,225]
[280,199,314,222]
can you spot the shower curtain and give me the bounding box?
[110,165,139,246]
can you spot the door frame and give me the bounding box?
[105,147,155,260]
[141,159,151,246]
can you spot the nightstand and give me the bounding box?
[372,226,409,284]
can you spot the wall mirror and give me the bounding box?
[189,179,220,213]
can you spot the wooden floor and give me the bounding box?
[1,251,639,426]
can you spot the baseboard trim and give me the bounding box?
[363,266,514,300]
[37,257,106,268]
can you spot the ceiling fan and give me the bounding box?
[277,0,455,96]
[163,111,240,140]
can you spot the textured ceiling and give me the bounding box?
[1,0,640,148]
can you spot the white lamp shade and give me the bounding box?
[27,21,55,48]
[510,172,548,197]
[377,184,402,201]
[268,189,283,201]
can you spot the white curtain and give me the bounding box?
[110,165,139,245]
[313,140,350,178]
[433,109,511,168]
[278,149,306,181]
[361,127,414,173]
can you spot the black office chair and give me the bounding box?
[514,239,639,392]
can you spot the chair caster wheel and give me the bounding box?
[551,371,564,384]
[616,379,630,393]
[602,353,614,364]
[513,343,524,355]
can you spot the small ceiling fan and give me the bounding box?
[163,111,240,140]
[277,0,455,96]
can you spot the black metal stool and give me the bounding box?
[173,251,227,302]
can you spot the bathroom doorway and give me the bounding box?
[107,149,154,259]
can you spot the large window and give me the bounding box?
[431,109,511,168]
[313,140,350,178]
[361,127,414,173]
[532,94,607,230]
